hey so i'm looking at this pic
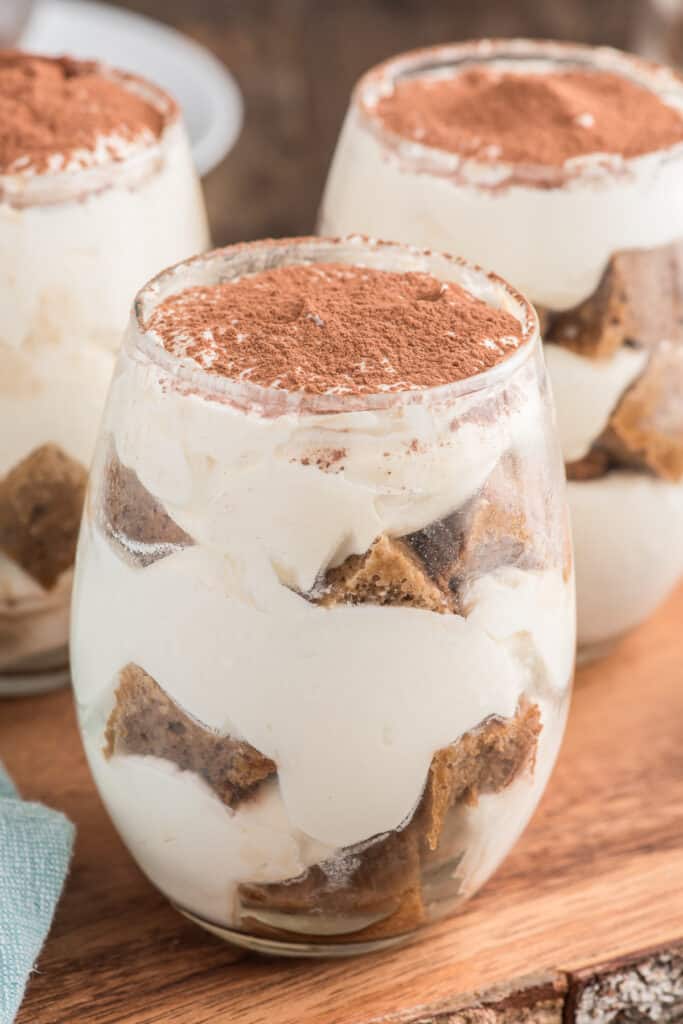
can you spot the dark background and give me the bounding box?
[113,0,675,244]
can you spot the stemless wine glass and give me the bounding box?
[71,236,574,957]
[320,39,683,662]
[0,55,210,696]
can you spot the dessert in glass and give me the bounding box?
[320,39,683,661]
[71,236,575,956]
[0,52,210,695]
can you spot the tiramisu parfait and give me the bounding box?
[71,236,574,955]
[321,40,683,659]
[0,53,209,694]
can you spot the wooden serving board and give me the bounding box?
[2,587,683,1024]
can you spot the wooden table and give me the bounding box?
[2,587,682,1024]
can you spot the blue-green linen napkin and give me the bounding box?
[0,764,74,1024]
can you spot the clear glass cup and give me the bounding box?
[0,57,210,696]
[71,236,575,957]
[320,39,683,662]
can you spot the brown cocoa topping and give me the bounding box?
[0,443,86,588]
[146,262,524,395]
[374,67,683,166]
[104,664,276,808]
[544,241,683,359]
[0,52,166,174]
[100,452,193,567]
[296,448,347,471]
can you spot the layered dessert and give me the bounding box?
[320,40,683,655]
[0,52,209,693]
[71,237,574,954]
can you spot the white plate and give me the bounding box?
[20,0,243,176]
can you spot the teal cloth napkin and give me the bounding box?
[0,764,74,1024]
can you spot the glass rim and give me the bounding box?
[353,38,683,188]
[129,234,540,418]
[0,54,180,208]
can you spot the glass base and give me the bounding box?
[0,647,70,697]
[174,905,413,958]
[576,635,623,667]
[0,666,70,697]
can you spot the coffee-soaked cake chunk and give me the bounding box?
[100,452,193,567]
[316,534,457,613]
[601,342,683,482]
[0,444,87,588]
[545,242,683,359]
[422,700,541,851]
[105,664,276,807]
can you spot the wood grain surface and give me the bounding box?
[2,583,682,1024]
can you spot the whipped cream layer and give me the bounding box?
[569,473,683,645]
[320,44,683,310]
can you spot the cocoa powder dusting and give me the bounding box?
[0,52,165,173]
[374,67,683,165]
[146,262,524,394]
